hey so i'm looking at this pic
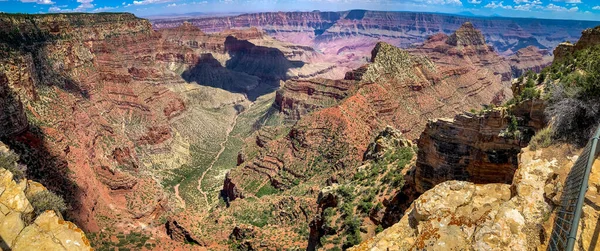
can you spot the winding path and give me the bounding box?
[196,104,250,208]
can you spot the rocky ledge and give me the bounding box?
[351,147,558,251]
[0,143,91,250]
[415,99,546,193]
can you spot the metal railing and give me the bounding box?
[548,126,600,251]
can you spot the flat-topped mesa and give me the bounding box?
[0,13,152,42]
[446,22,487,47]
[221,27,265,40]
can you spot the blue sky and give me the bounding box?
[1,0,600,20]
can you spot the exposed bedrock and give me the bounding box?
[415,99,546,193]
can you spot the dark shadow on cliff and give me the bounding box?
[182,36,304,101]
[0,85,83,230]
[0,25,89,99]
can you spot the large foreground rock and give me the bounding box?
[351,148,557,251]
[0,143,91,250]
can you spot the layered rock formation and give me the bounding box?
[217,23,522,249]
[0,143,91,250]
[152,10,600,57]
[0,12,342,249]
[415,99,546,193]
[274,78,356,121]
[509,46,553,76]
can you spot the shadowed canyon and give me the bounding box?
[1,9,600,251]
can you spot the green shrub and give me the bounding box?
[375,225,384,233]
[256,183,279,198]
[0,151,24,181]
[529,127,553,150]
[357,201,373,214]
[28,190,67,216]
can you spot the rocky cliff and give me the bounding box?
[0,73,28,137]
[509,46,553,76]
[152,10,600,57]
[0,142,91,250]
[415,99,546,193]
[274,78,356,121]
[351,146,557,250]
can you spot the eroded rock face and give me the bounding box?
[152,11,599,56]
[415,100,546,193]
[351,148,558,251]
[446,22,486,47]
[0,74,28,137]
[509,46,553,77]
[363,126,412,160]
[165,219,203,245]
[274,78,356,121]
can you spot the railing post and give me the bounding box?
[566,132,600,251]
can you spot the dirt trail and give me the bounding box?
[174,184,185,208]
[196,104,250,208]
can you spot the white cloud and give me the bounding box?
[552,0,581,3]
[93,6,117,12]
[411,0,462,5]
[133,0,176,5]
[48,0,95,12]
[20,0,55,4]
[544,3,578,12]
[593,6,600,10]
[468,0,481,4]
[485,1,513,9]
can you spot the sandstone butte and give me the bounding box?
[0,142,91,250]
[0,11,596,250]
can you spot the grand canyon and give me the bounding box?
[1,2,600,251]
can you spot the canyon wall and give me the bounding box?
[152,10,600,57]
[415,99,546,193]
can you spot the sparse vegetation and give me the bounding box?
[543,44,600,146]
[256,182,279,198]
[0,150,24,181]
[529,127,553,150]
[28,190,67,216]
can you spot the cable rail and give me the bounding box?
[548,126,600,251]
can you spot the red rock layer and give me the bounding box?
[0,14,198,248]
[225,23,515,202]
[152,10,600,56]
[274,78,356,121]
[508,46,553,76]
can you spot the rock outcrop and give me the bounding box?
[446,22,486,47]
[415,99,546,193]
[509,46,553,77]
[351,147,558,251]
[0,142,91,250]
[274,78,356,121]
